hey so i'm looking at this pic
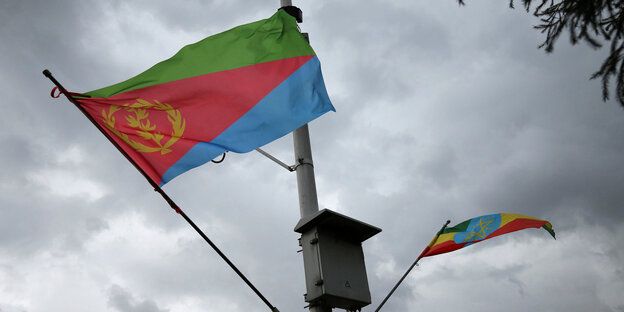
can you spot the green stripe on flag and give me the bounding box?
[85,10,314,98]
[542,223,556,239]
[442,219,470,234]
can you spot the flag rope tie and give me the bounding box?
[50,87,61,98]
[50,86,89,98]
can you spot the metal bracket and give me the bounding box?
[255,148,296,172]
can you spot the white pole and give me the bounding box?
[280,2,332,311]
[293,125,320,217]
[293,125,333,312]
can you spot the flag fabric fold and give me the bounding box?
[417,213,555,260]
[73,10,334,186]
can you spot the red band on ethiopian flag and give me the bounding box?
[417,213,555,260]
[73,10,334,186]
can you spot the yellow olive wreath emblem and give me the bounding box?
[101,99,186,155]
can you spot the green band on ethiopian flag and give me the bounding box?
[417,213,555,260]
[74,10,334,186]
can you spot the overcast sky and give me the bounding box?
[1,1,624,312]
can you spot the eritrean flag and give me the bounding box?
[417,213,555,260]
[73,10,334,186]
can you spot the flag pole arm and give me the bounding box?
[373,220,451,312]
[42,69,280,312]
[255,148,295,172]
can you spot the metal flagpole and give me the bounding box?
[278,2,332,311]
[42,70,279,312]
[293,127,332,312]
[373,220,451,312]
[293,124,321,218]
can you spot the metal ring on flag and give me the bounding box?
[211,152,227,163]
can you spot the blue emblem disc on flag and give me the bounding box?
[453,214,502,244]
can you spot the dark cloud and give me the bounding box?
[0,138,40,177]
[126,0,271,33]
[108,284,168,312]
[1,1,623,312]
[0,181,110,256]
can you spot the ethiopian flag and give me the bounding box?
[73,10,334,186]
[417,213,555,260]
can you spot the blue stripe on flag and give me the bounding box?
[160,56,334,186]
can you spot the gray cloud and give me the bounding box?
[0,1,623,312]
[108,284,168,312]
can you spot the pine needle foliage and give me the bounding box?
[458,0,624,108]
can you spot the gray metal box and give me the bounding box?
[294,209,381,310]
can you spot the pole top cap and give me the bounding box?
[279,6,302,23]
